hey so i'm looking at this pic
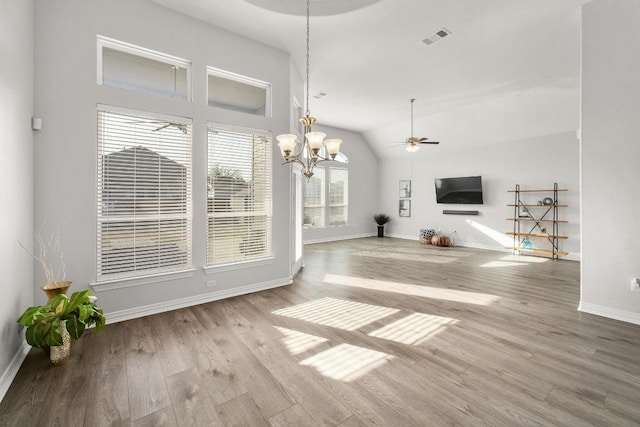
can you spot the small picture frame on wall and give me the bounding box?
[399,199,411,217]
[399,180,411,198]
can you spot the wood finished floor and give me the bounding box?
[1,237,640,426]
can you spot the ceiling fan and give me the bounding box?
[400,98,440,152]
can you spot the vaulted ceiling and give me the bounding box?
[150,0,590,155]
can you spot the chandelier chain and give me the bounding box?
[305,0,311,117]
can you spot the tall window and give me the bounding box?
[329,168,349,226]
[96,107,192,281]
[303,169,325,228]
[304,167,348,228]
[207,125,272,265]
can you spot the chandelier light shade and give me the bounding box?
[276,0,343,179]
[406,144,419,152]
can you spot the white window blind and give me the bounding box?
[97,108,192,281]
[329,168,348,226]
[303,169,325,228]
[207,125,272,265]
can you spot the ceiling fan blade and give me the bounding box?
[419,141,440,144]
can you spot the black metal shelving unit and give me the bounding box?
[505,183,568,260]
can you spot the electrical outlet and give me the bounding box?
[206,280,217,288]
[631,278,640,291]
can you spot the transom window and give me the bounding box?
[207,67,271,116]
[97,36,192,101]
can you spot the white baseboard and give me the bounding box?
[0,341,31,404]
[304,233,375,245]
[105,278,292,324]
[578,302,640,326]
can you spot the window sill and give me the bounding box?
[91,268,196,292]
[203,257,275,274]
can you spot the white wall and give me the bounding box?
[302,125,379,244]
[0,0,34,400]
[377,131,580,259]
[580,0,640,324]
[33,0,292,319]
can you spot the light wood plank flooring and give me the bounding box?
[1,237,640,426]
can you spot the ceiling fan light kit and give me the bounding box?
[276,0,343,179]
[403,98,440,152]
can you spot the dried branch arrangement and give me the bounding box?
[19,228,66,284]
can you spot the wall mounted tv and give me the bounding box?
[434,176,484,204]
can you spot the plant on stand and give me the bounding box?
[18,227,106,365]
[374,213,390,237]
[17,290,106,365]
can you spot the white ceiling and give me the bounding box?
[149,0,590,153]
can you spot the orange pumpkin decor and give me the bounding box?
[431,235,451,247]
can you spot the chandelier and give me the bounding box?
[276,0,343,179]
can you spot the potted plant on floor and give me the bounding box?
[374,213,390,237]
[17,290,106,365]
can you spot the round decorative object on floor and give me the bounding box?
[431,235,451,247]
[420,228,436,244]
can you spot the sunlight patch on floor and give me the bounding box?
[481,254,549,268]
[500,254,549,263]
[352,250,458,264]
[272,297,399,331]
[274,327,328,355]
[368,312,458,345]
[323,274,500,306]
[300,343,394,382]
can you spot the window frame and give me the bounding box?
[303,168,326,229]
[328,167,349,227]
[206,66,272,117]
[95,104,193,284]
[303,166,349,229]
[205,123,273,269]
[97,35,192,102]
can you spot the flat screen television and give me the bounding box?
[435,176,484,204]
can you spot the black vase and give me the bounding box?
[377,225,384,237]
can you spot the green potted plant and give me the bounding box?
[17,290,106,365]
[374,213,390,237]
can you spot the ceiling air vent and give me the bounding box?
[422,28,452,46]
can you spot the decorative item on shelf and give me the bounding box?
[540,227,547,235]
[374,213,390,237]
[537,200,543,205]
[431,235,451,247]
[521,237,532,250]
[276,0,344,180]
[542,197,554,205]
[17,290,106,365]
[420,228,436,244]
[518,206,530,219]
